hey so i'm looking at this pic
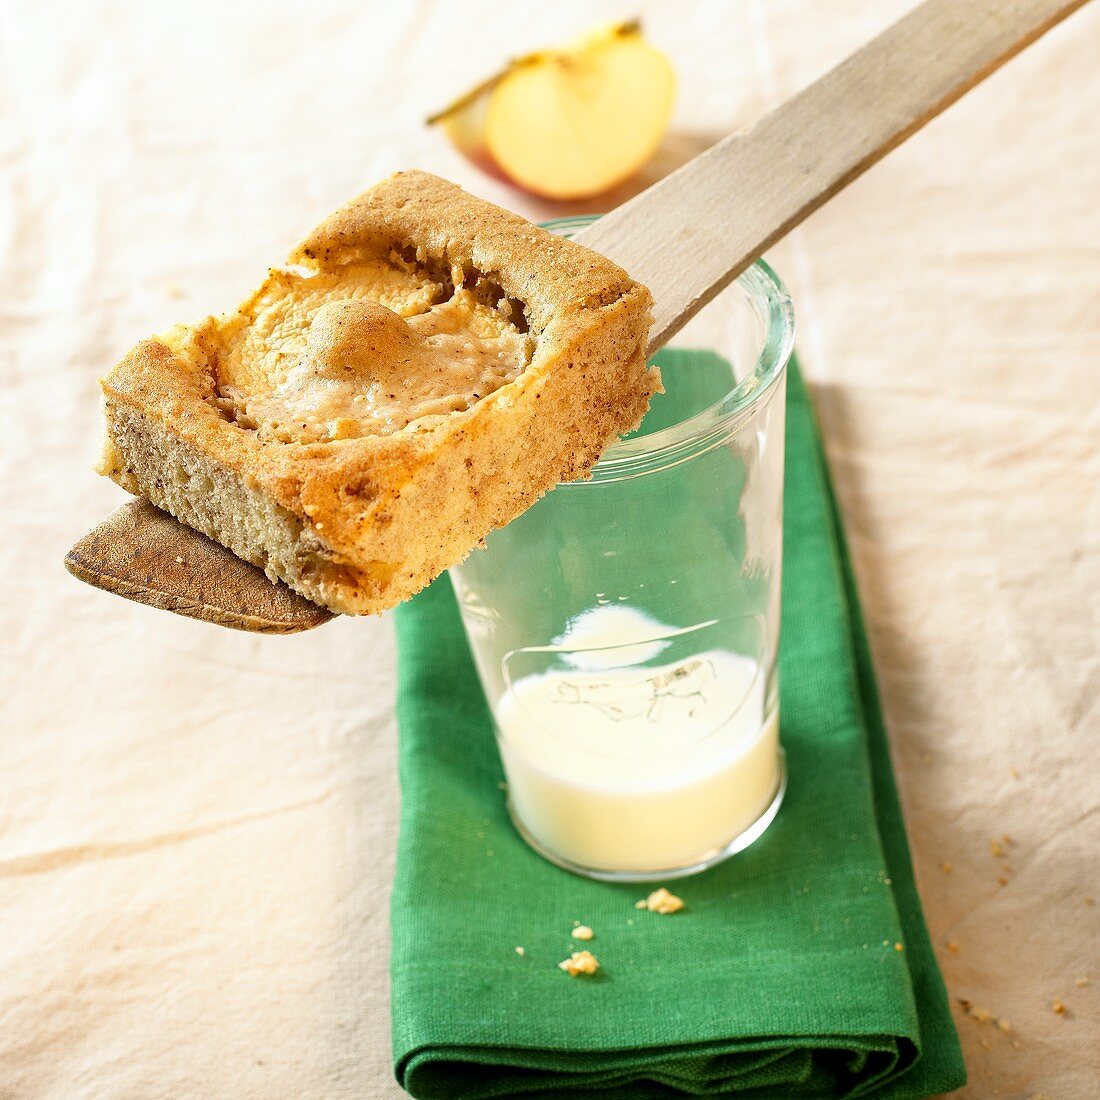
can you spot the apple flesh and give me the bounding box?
[429,22,676,201]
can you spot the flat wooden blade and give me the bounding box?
[64,498,333,634]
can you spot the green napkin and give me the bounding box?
[390,355,965,1099]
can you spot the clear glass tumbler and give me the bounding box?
[450,216,795,882]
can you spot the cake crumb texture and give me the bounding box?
[97,171,657,615]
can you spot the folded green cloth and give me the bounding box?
[391,355,965,1099]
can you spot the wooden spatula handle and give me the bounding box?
[575,0,1088,354]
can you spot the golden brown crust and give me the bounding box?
[291,171,643,333]
[98,171,658,614]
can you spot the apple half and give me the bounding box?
[428,21,676,201]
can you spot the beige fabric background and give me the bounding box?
[2,1,1097,1097]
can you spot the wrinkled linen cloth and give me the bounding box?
[390,356,965,1099]
[1,2,1097,1098]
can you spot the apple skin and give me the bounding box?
[428,23,676,202]
[435,98,514,186]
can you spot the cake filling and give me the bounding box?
[212,261,532,444]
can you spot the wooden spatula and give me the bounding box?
[66,498,334,634]
[65,0,1088,633]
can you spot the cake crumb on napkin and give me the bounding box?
[638,887,684,914]
[559,951,599,977]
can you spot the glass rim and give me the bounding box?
[543,214,795,483]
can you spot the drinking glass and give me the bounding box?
[450,216,795,881]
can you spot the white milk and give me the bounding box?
[495,611,780,873]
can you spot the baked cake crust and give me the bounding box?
[97,171,658,614]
